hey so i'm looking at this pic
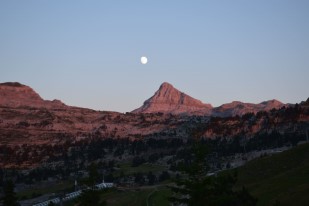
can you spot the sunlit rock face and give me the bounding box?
[212,100,285,117]
[132,82,213,115]
[0,82,307,169]
[0,82,65,109]
[0,81,292,147]
[0,82,193,146]
[132,82,285,116]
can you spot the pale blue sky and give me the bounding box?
[1,1,308,112]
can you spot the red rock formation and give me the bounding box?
[260,99,285,111]
[212,100,285,117]
[0,81,307,159]
[0,82,65,109]
[133,82,285,116]
[132,82,213,115]
[0,82,188,146]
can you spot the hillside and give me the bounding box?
[228,143,309,206]
[0,81,308,168]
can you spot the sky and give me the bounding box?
[1,1,309,112]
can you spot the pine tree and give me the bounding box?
[87,163,99,187]
[2,180,19,206]
[78,189,106,206]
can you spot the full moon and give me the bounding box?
[141,56,148,64]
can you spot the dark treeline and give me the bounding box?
[0,129,307,188]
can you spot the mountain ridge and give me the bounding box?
[0,81,285,116]
[133,82,286,116]
[0,81,308,168]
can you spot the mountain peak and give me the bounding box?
[132,82,212,115]
[160,82,174,89]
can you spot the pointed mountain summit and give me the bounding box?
[132,82,213,115]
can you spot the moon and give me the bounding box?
[141,56,148,64]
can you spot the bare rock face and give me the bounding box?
[260,99,285,110]
[212,100,285,117]
[0,82,65,109]
[133,82,286,116]
[132,82,213,115]
[0,82,43,107]
[212,101,255,117]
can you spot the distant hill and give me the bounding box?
[224,143,309,206]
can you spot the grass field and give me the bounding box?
[100,186,171,206]
[101,188,152,206]
[227,143,309,206]
[64,186,171,206]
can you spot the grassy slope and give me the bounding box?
[100,186,171,206]
[231,143,309,206]
[101,188,152,206]
[148,187,171,206]
[108,144,309,206]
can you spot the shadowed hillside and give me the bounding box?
[225,143,309,206]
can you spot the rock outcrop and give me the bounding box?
[132,82,213,115]
[212,100,285,117]
[0,82,65,109]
